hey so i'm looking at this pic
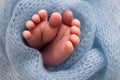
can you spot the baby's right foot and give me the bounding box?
[23,10,62,50]
[23,9,80,67]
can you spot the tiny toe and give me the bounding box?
[65,41,74,54]
[38,9,48,21]
[71,26,81,36]
[71,19,80,27]
[23,30,32,40]
[70,34,80,46]
[26,20,35,30]
[32,14,41,23]
[49,12,62,27]
[63,10,73,26]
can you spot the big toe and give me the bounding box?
[49,12,62,28]
[63,10,74,26]
[41,12,62,45]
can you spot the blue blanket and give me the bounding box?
[0,0,120,80]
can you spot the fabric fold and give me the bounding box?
[0,0,120,80]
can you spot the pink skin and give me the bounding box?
[23,10,80,66]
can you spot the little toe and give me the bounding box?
[63,10,74,26]
[70,34,80,46]
[71,19,80,27]
[23,30,32,40]
[32,14,41,23]
[26,20,35,30]
[65,41,74,55]
[71,26,81,36]
[49,12,62,28]
[38,9,48,21]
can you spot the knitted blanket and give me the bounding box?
[0,0,120,80]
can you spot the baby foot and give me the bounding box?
[23,10,62,50]
[42,10,81,66]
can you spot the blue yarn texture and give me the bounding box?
[0,0,120,80]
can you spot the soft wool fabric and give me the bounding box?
[0,0,120,80]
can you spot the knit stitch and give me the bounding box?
[0,0,120,80]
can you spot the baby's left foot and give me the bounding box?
[42,10,81,66]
